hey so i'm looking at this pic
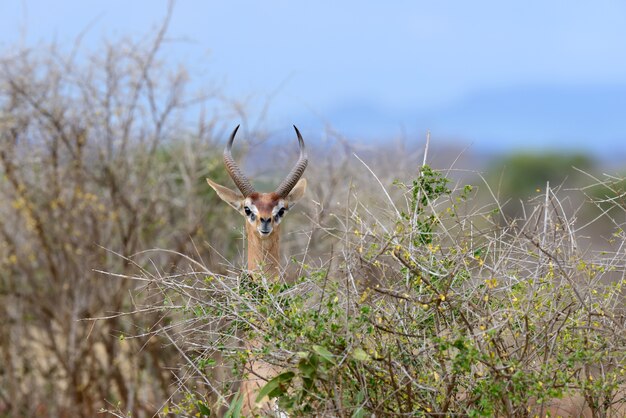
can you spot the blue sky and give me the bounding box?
[1,1,625,157]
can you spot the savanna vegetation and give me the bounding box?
[1,22,625,418]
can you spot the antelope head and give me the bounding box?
[206,125,308,239]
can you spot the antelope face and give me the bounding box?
[206,180,307,238]
[242,187,305,238]
[206,125,308,238]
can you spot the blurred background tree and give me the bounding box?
[483,153,594,219]
[0,23,246,416]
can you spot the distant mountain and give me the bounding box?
[304,84,626,161]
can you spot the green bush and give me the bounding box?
[152,165,626,417]
[484,153,594,219]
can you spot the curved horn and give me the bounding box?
[274,125,308,198]
[223,125,256,197]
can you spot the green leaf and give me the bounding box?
[224,392,243,418]
[197,401,211,416]
[352,390,366,417]
[298,358,317,378]
[312,345,335,364]
[351,347,371,362]
[256,371,295,403]
[352,405,366,418]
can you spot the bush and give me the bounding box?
[484,153,594,220]
[138,164,626,417]
[0,24,239,417]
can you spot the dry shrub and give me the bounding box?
[0,22,242,417]
[131,160,626,417]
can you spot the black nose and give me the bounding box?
[259,217,272,233]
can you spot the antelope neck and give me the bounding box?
[245,221,281,277]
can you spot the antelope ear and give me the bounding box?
[285,178,307,208]
[206,178,244,211]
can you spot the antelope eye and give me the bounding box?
[244,207,251,216]
[277,208,285,217]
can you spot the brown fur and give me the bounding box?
[207,178,306,416]
[249,192,281,215]
[241,197,281,415]
[246,221,281,277]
